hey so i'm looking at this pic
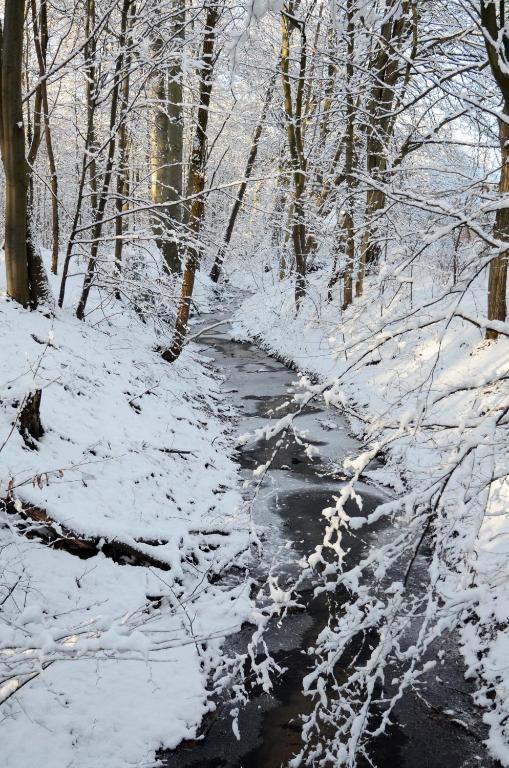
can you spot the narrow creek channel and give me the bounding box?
[161,307,498,768]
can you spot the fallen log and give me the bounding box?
[2,496,173,570]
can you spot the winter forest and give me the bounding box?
[1,0,509,766]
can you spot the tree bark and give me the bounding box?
[166,0,185,266]
[486,116,509,339]
[114,1,136,275]
[281,10,308,309]
[30,0,60,275]
[149,0,185,275]
[85,0,98,219]
[19,389,44,448]
[481,0,509,339]
[0,0,49,308]
[40,1,59,275]
[356,0,413,296]
[163,2,218,362]
[341,0,356,310]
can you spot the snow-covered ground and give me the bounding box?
[2,249,508,765]
[0,265,254,768]
[232,267,509,765]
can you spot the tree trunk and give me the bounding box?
[30,0,60,275]
[269,154,290,279]
[85,0,98,219]
[341,0,355,310]
[76,0,132,320]
[487,116,509,339]
[166,0,185,265]
[149,0,185,275]
[311,19,335,204]
[114,1,136,275]
[163,3,218,362]
[480,0,509,340]
[40,0,59,275]
[281,11,308,309]
[1,1,34,307]
[19,389,44,448]
[210,77,274,283]
[58,0,99,308]
[114,73,131,277]
[356,0,412,297]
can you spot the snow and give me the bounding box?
[0,264,254,768]
[1,244,507,765]
[232,266,509,765]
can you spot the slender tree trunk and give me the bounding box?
[58,134,95,307]
[166,0,185,265]
[480,0,509,340]
[356,0,412,297]
[25,8,41,275]
[114,71,131,276]
[58,0,99,307]
[31,0,59,274]
[0,1,49,308]
[86,0,98,219]
[281,10,308,308]
[44,98,59,275]
[210,77,274,283]
[1,1,30,306]
[163,2,218,362]
[341,0,355,310]
[26,64,42,174]
[40,0,59,275]
[486,116,509,339]
[76,0,132,320]
[114,1,136,275]
[311,20,335,204]
[270,154,290,279]
[149,0,185,275]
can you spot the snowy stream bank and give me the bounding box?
[0,282,500,767]
[161,305,497,768]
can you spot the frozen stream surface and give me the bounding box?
[160,307,499,768]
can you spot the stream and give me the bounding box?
[160,307,498,768]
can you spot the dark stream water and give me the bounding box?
[160,311,497,768]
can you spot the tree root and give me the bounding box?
[19,390,44,448]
